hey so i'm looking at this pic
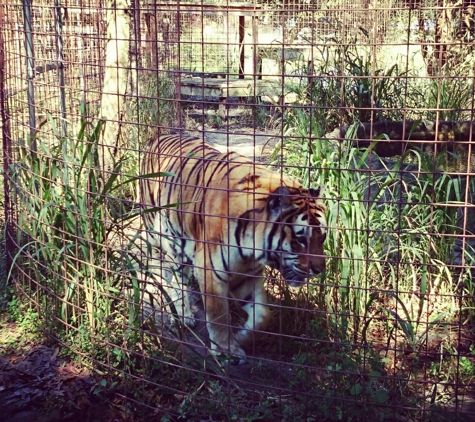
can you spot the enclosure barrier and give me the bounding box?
[1,0,475,420]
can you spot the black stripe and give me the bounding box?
[208,250,228,283]
[219,244,230,272]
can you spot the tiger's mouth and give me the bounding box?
[281,263,325,287]
[281,267,309,287]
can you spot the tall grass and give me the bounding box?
[272,23,474,349]
[273,116,473,349]
[9,104,144,357]
[424,76,474,121]
[282,29,409,134]
[126,72,177,142]
[282,24,474,133]
[122,73,177,198]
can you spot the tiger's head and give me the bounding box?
[264,185,327,287]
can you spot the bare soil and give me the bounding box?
[0,315,124,422]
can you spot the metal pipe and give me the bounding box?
[22,0,36,148]
[54,0,67,137]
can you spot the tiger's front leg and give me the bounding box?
[145,227,195,327]
[194,265,246,357]
[234,278,271,346]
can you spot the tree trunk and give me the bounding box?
[416,0,475,75]
[99,0,131,172]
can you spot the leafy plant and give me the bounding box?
[272,108,472,342]
[268,107,475,419]
[342,53,407,123]
[9,103,145,357]
[207,110,224,128]
[271,125,380,340]
[281,321,399,421]
[281,25,409,133]
[123,73,177,197]
[411,76,474,122]
[129,72,177,139]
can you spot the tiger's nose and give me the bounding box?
[311,257,326,275]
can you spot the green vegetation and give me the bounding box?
[266,23,475,422]
[3,8,475,422]
[274,25,475,336]
[6,61,475,421]
[9,103,146,361]
[126,72,177,142]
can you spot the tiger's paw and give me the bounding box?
[182,314,196,328]
[235,329,251,346]
[210,338,246,361]
[235,327,265,347]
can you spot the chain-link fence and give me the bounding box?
[1,0,475,420]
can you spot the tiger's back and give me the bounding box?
[140,134,327,357]
[141,135,295,242]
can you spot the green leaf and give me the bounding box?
[385,308,414,342]
[373,389,389,404]
[350,383,363,396]
[100,162,123,197]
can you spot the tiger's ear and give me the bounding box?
[309,187,321,198]
[268,186,293,214]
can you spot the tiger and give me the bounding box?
[140,134,327,357]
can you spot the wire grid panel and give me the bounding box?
[1,0,475,420]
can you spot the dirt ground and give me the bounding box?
[0,315,126,422]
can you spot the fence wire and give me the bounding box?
[1,0,475,420]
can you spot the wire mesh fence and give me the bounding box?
[1,0,475,420]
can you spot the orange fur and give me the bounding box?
[141,135,327,357]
